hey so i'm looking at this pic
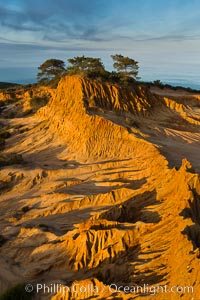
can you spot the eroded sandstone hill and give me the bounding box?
[0,76,200,299]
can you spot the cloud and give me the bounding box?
[0,0,113,43]
[1,0,199,48]
[1,0,200,84]
[0,41,115,58]
[126,34,200,42]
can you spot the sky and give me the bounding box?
[0,0,200,88]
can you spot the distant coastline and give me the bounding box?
[1,78,200,92]
[0,65,200,91]
[1,79,200,95]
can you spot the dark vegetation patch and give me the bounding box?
[21,206,31,213]
[0,82,20,90]
[0,153,24,167]
[0,234,7,247]
[0,129,11,139]
[22,109,33,116]
[0,138,5,150]
[141,80,200,93]
[19,127,29,133]
[0,98,19,108]
[29,95,49,109]
[0,283,33,300]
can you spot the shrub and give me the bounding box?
[4,111,16,119]
[0,154,24,167]
[21,206,30,213]
[30,96,48,109]
[0,138,5,150]
[47,75,62,88]
[0,130,11,139]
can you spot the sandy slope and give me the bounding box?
[0,76,200,299]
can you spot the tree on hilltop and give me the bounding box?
[37,59,66,86]
[111,54,140,83]
[67,55,107,80]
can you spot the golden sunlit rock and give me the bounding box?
[0,76,200,299]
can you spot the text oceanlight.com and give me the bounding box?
[25,283,194,296]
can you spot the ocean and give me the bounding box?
[0,66,200,91]
[140,66,200,90]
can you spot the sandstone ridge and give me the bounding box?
[0,76,200,300]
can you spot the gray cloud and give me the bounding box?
[128,34,200,42]
[0,40,115,53]
[0,0,112,43]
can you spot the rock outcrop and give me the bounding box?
[0,76,200,300]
